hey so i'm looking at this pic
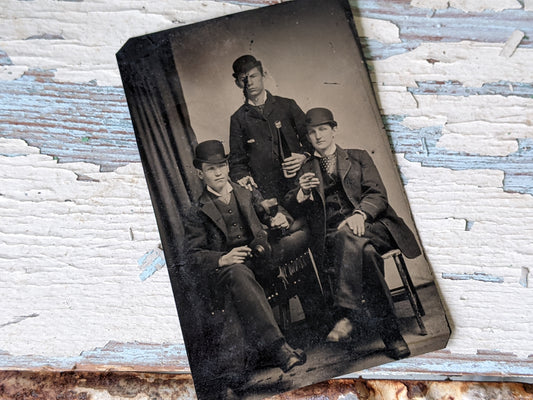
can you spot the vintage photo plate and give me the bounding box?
[117,0,451,398]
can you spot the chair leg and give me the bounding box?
[396,253,425,317]
[393,253,428,336]
[278,299,291,332]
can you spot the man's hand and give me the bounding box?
[236,175,258,191]
[282,153,307,176]
[338,213,366,237]
[219,246,252,267]
[299,172,320,194]
[270,212,290,230]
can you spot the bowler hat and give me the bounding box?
[193,140,228,169]
[305,107,337,128]
[232,55,262,78]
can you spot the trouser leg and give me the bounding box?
[216,263,284,350]
[327,223,396,318]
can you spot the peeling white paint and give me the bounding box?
[410,0,522,12]
[0,65,29,81]
[354,17,402,44]
[371,42,533,88]
[383,93,533,157]
[0,0,253,86]
[0,139,179,357]
[526,0,533,11]
[397,155,533,356]
[438,121,528,156]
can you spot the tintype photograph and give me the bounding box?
[117,0,451,398]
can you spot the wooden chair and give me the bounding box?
[383,249,427,335]
[263,248,324,331]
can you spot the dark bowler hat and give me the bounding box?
[305,107,338,128]
[193,140,228,169]
[232,55,262,78]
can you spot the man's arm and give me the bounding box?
[337,150,389,236]
[251,187,292,229]
[229,114,251,182]
[183,209,225,274]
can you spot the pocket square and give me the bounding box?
[247,139,256,144]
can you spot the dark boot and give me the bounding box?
[379,318,410,360]
[270,341,307,373]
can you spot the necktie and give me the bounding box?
[319,154,335,175]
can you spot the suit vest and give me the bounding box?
[212,192,253,248]
[321,168,354,230]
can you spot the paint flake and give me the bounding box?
[500,30,525,58]
[138,245,166,281]
[519,267,529,287]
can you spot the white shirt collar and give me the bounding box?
[206,181,233,197]
[314,145,337,158]
[248,90,268,107]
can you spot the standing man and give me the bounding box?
[285,108,421,360]
[184,140,307,385]
[229,55,312,200]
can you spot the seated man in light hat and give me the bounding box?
[285,108,421,360]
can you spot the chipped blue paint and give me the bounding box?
[79,342,189,368]
[350,1,533,60]
[465,221,475,231]
[442,272,504,283]
[519,267,529,287]
[385,115,533,196]
[2,73,531,195]
[138,246,166,281]
[0,343,189,370]
[357,356,533,381]
[409,81,533,99]
[0,71,139,171]
[2,344,532,380]
[0,49,12,65]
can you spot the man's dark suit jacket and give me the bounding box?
[285,146,421,270]
[229,91,311,199]
[184,181,269,283]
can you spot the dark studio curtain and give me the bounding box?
[116,33,218,397]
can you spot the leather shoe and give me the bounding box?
[326,317,353,342]
[382,334,411,360]
[272,342,306,373]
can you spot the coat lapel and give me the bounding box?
[198,190,228,238]
[336,146,351,184]
[262,91,275,119]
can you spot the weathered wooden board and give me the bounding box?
[1,0,532,398]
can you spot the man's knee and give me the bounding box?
[362,244,385,275]
[218,263,255,286]
[362,244,379,259]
